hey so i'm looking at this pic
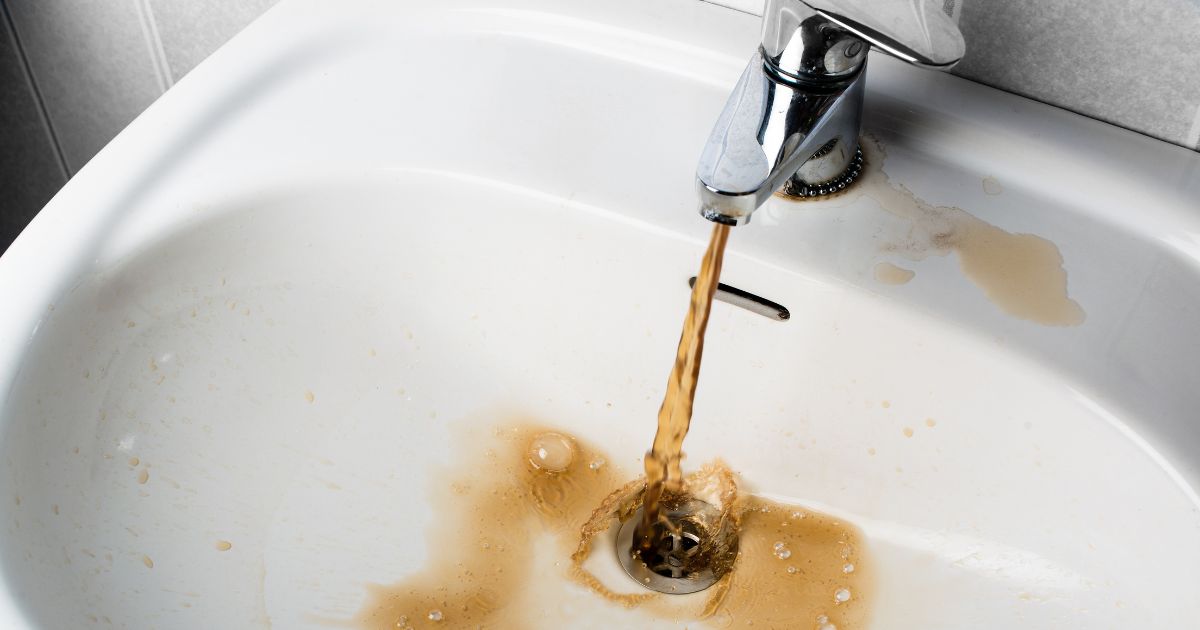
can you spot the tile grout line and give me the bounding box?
[697,0,759,17]
[1186,104,1200,152]
[2,2,71,179]
[134,0,174,93]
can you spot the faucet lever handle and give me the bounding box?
[762,0,964,83]
[803,0,965,69]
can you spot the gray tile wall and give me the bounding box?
[1,0,1198,253]
[5,0,166,174]
[150,0,279,81]
[955,0,1200,151]
[0,0,279,253]
[1,5,67,252]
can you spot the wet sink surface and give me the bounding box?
[1,0,1199,628]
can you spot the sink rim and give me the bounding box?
[2,0,1200,627]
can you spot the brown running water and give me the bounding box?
[640,223,731,536]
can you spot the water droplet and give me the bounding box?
[842,563,855,574]
[428,609,443,622]
[588,458,606,470]
[834,587,851,603]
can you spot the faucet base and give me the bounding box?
[780,143,864,200]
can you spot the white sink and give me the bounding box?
[2,0,1199,628]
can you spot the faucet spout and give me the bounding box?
[696,51,864,225]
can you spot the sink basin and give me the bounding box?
[2,0,1199,627]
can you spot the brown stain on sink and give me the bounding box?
[355,424,624,629]
[355,423,872,629]
[952,219,1084,326]
[873,262,915,285]
[802,137,1085,326]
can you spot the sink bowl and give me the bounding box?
[2,0,1199,627]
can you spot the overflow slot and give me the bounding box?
[688,277,790,321]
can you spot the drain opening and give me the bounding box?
[616,497,739,595]
[689,277,790,321]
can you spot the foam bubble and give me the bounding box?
[526,432,574,473]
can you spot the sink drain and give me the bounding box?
[615,497,738,595]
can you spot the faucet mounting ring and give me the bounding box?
[781,143,864,199]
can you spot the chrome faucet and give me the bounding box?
[697,0,966,225]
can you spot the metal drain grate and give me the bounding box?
[616,498,738,595]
